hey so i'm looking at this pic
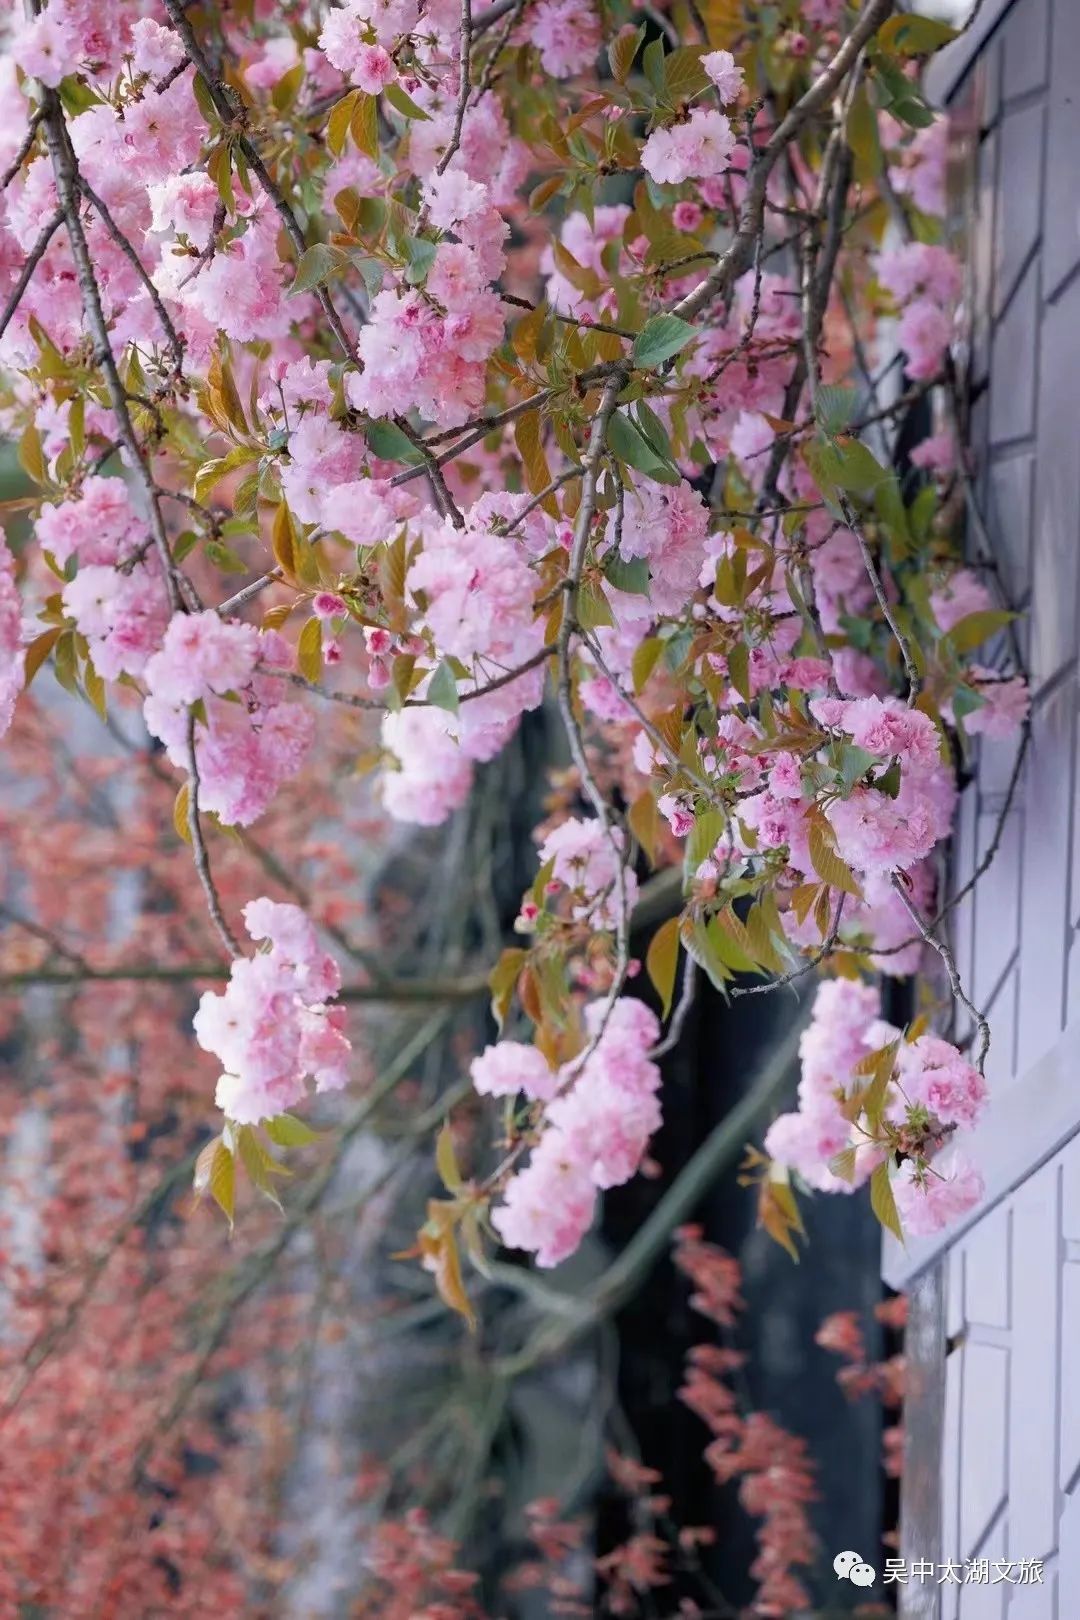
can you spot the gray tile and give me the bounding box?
[989,256,1039,447]
[993,102,1045,317]
[1031,276,1080,684]
[985,450,1034,614]
[1016,679,1075,1072]
[1001,0,1050,102]
[1043,0,1080,300]
[1007,1163,1062,1561]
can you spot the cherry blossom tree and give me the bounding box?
[0,0,1026,1608]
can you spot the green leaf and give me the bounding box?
[743,900,788,975]
[288,243,340,297]
[646,914,681,1018]
[403,235,437,285]
[173,781,192,846]
[727,639,750,702]
[662,45,709,104]
[709,908,761,975]
[264,1113,320,1147]
[427,658,460,715]
[942,608,1015,654]
[642,38,667,95]
[488,946,527,1030]
[837,742,876,795]
[634,398,673,461]
[603,551,650,595]
[297,617,323,682]
[23,627,62,688]
[685,808,727,874]
[609,22,645,83]
[236,1127,286,1209]
[808,818,863,899]
[878,14,958,55]
[606,410,680,482]
[631,636,664,694]
[18,422,47,485]
[350,92,379,158]
[52,629,78,694]
[874,758,902,799]
[813,434,887,493]
[633,313,697,370]
[327,91,359,156]
[194,1137,235,1227]
[577,578,615,629]
[829,1145,858,1183]
[951,684,988,726]
[814,384,858,436]
[384,81,430,120]
[435,1123,463,1191]
[681,917,732,989]
[870,1161,904,1243]
[857,1038,900,1131]
[364,418,423,465]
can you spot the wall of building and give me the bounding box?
[898,2,1080,1613]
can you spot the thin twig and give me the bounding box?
[0,206,62,342]
[0,108,42,191]
[78,174,185,371]
[890,873,990,1070]
[184,710,242,958]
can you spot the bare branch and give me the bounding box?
[0,205,62,343]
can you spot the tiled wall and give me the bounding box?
[948,0,1080,1097]
[936,1137,1080,1617]
[915,1,1080,1612]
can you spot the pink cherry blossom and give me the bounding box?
[929,568,994,633]
[470,1041,557,1102]
[538,816,639,928]
[893,1150,984,1238]
[195,900,350,1124]
[896,1034,988,1130]
[641,109,736,185]
[959,670,1030,739]
[144,611,259,707]
[13,11,79,88]
[130,17,185,81]
[701,50,744,103]
[896,298,952,381]
[526,0,602,78]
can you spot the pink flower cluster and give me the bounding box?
[893,1150,984,1238]
[525,0,602,78]
[346,196,508,428]
[62,558,169,681]
[764,979,884,1194]
[486,997,661,1266]
[35,476,145,570]
[641,108,736,186]
[143,612,314,827]
[608,479,711,617]
[537,816,639,929]
[876,241,962,381]
[194,899,351,1124]
[813,694,957,876]
[765,979,987,1236]
[719,695,955,888]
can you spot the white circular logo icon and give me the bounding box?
[850,1562,876,1587]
